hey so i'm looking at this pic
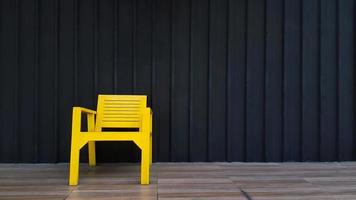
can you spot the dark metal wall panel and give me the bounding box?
[0,0,355,163]
[1,0,19,162]
[246,0,265,162]
[155,0,171,162]
[283,0,302,161]
[320,0,338,161]
[226,0,246,162]
[58,0,75,163]
[265,0,283,162]
[338,0,354,161]
[171,0,190,162]
[302,0,320,161]
[18,0,37,162]
[190,0,209,162]
[208,0,228,161]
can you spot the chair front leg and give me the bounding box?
[69,108,82,186]
[69,142,80,186]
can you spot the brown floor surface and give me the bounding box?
[0,162,356,199]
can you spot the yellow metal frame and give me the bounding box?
[69,95,152,185]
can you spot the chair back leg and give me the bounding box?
[140,143,150,184]
[88,141,96,167]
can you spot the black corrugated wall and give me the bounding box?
[0,0,355,163]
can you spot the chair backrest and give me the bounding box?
[95,95,147,131]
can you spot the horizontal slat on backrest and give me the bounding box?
[95,95,147,130]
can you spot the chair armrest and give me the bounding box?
[74,107,96,115]
[72,107,96,133]
[146,107,152,115]
[141,107,152,135]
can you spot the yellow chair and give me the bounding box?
[69,95,152,185]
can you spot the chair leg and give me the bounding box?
[140,144,150,185]
[69,147,80,186]
[88,141,96,167]
[149,135,152,165]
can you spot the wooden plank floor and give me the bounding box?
[1,162,356,200]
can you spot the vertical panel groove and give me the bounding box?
[93,0,98,100]
[73,0,78,104]
[53,0,59,162]
[132,0,137,94]
[353,0,356,160]
[280,0,285,161]
[33,0,39,162]
[335,0,339,161]
[13,0,20,163]
[299,0,304,161]
[151,0,157,161]
[169,0,173,161]
[317,0,321,161]
[244,0,248,162]
[262,0,266,162]
[226,0,230,161]
[225,0,229,162]
[207,0,211,161]
[244,0,249,162]
[113,0,118,93]
[0,0,2,162]
[188,0,192,162]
